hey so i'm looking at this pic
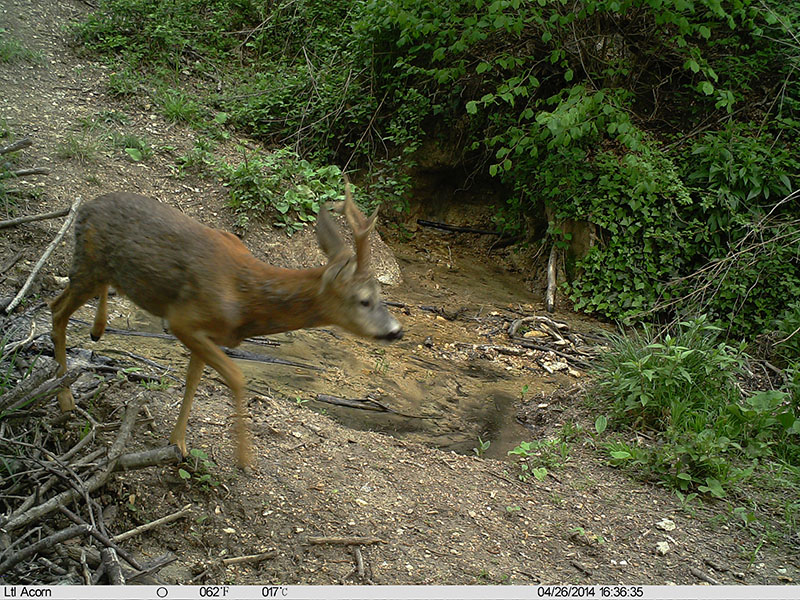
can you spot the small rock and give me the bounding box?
[655,541,670,555]
[656,518,676,531]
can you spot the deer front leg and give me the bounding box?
[170,327,251,467]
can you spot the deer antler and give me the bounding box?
[341,174,378,276]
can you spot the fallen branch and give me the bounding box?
[222,346,322,371]
[113,445,183,473]
[0,167,51,180]
[64,546,174,584]
[0,207,70,230]
[690,566,720,585]
[315,394,428,419]
[2,394,144,532]
[545,245,558,313]
[0,367,82,415]
[2,319,37,355]
[58,505,144,571]
[0,137,32,155]
[417,219,503,236]
[101,548,125,585]
[0,524,90,576]
[67,318,280,348]
[0,250,23,274]
[221,550,278,566]
[68,318,175,341]
[5,196,84,314]
[112,503,192,543]
[510,338,592,370]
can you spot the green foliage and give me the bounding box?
[595,316,744,430]
[112,132,153,162]
[219,147,358,232]
[178,448,219,490]
[594,316,800,497]
[157,88,203,125]
[0,28,40,63]
[473,436,491,457]
[75,0,800,337]
[56,133,103,164]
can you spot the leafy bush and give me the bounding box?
[219,147,360,232]
[594,316,800,496]
[75,0,800,336]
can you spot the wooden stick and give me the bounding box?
[2,394,143,532]
[0,358,58,407]
[0,367,82,415]
[5,196,84,314]
[305,535,385,546]
[0,207,70,229]
[58,505,143,571]
[0,524,90,575]
[416,219,503,236]
[0,167,51,180]
[0,250,23,274]
[221,550,278,566]
[222,346,322,370]
[545,244,557,313]
[112,445,183,473]
[2,319,36,355]
[64,546,173,584]
[112,503,192,543]
[0,137,32,155]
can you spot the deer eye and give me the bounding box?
[360,299,371,308]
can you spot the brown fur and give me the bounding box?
[51,191,402,466]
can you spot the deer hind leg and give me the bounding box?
[170,326,251,467]
[169,352,205,457]
[90,284,110,341]
[50,282,103,411]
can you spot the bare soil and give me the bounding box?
[1,0,799,586]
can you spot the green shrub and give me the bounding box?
[75,0,800,338]
[219,148,360,233]
[594,316,800,496]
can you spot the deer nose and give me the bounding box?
[380,328,403,341]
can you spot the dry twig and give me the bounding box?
[5,196,84,314]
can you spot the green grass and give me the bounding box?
[157,88,203,125]
[0,29,40,64]
[56,133,103,164]
[111,131,153,161]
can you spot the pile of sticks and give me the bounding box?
[0,348,186,584]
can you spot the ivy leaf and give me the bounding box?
[700,81,714,95]
[466,101,478,115]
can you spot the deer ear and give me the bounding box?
[316,205,346,259]
[319,255,357,293]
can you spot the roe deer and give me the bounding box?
[50,181,403,466]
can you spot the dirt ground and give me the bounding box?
[1,0,799,586]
